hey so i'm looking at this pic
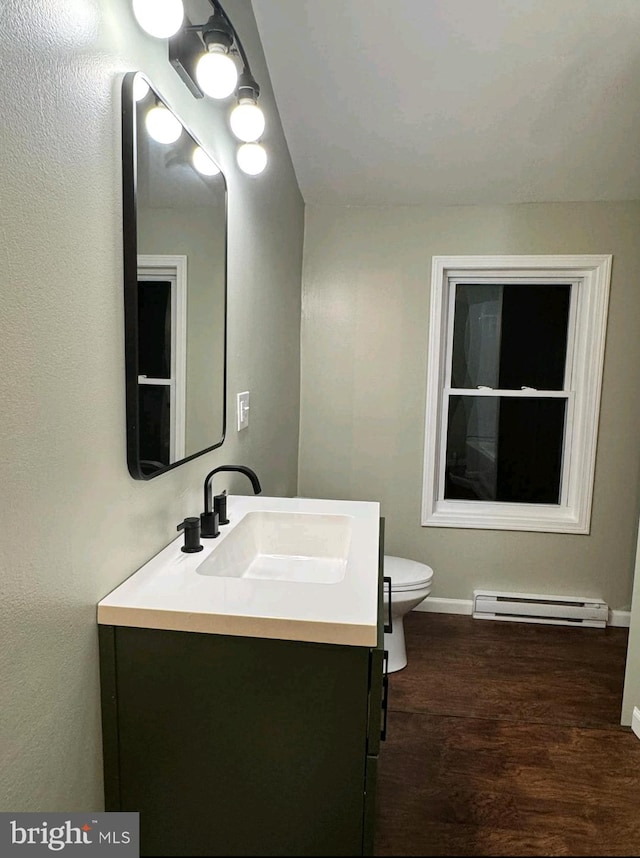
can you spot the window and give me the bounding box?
[137,255,187,476]
[422,255,612,533]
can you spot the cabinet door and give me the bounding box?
[112,628,372,857]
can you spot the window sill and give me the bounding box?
[422,500,589,534]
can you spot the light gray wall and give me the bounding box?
[0,0,303,811]
[299,202,640,613]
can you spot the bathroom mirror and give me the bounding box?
[122,72,227,479]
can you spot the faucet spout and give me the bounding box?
[203,465,262,514]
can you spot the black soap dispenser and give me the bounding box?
[177,517,204,553]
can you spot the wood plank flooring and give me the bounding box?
[375,613,640,857]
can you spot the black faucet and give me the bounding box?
[201,465,262,538]
[177,517,204,553]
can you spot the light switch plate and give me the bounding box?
[237,391,250,431]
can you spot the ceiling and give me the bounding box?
[251,0,640,206]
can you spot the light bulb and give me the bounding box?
[237,143,267,176]
[196,49,238,99]
[133,75,150,102]
[229,100,265,143]
[132,0,183,38]
[146,106,182,144]
[192,147,220,177]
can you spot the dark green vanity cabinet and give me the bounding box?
[98,530,387,856]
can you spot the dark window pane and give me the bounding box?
[445,396,499,500]
[496,398,566,503]
[451,285,502,389]
[445,396,566,503]
[138,280,171,378]
[139,384,171,471]
[499,285,570,390]
[451,284,571,391]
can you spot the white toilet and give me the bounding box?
[383,555,434,672]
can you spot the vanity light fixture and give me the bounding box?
[133,75,150,102]
[133,74,221,182]
[236,142,267,176]
[192,145,221,176]
[229,72,265,143]
[133,0,268,175]
[145,104,183,144]
[133,0,184,39]
[194,11,239,99]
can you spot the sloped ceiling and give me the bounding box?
[252,0,640,205]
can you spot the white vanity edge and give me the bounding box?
[98,496,381,648]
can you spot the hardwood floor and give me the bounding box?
[375,613,640,857]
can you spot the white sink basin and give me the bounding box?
[197,510,352,584]
[97,495,380,647]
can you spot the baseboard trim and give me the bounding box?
[609,610,631,628]
[413,600,630,626]
[413,597,473,615]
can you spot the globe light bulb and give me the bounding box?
[229,100,265,143]
[133,75,150,102]
[132,0,184,39]
[237,142,267,176]
[192,147,220,177]
[146,106,182,144]
[196,49,238,99]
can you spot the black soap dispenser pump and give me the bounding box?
[177,517,204,553]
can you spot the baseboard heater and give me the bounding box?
[473,589,608,628]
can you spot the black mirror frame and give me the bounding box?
[121,71,227,480]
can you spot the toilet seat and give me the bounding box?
[384,555,434,592]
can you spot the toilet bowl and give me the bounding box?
[383,555,434,673]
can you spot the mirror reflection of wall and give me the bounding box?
[123,72,227,479]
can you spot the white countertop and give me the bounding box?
[98,495,381,647]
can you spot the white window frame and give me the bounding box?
[421,255,612,534]
[137,254,187,464]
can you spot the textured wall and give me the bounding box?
[0,0,303,810]
[299,202,640,613]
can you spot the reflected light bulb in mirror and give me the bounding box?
[133,76,150,102]
[237,142,267,176]
[132,0,184,38]
[192,147,220,177]
[196,49,238,99]
[146,106,182,144]
[229,101,265,143]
